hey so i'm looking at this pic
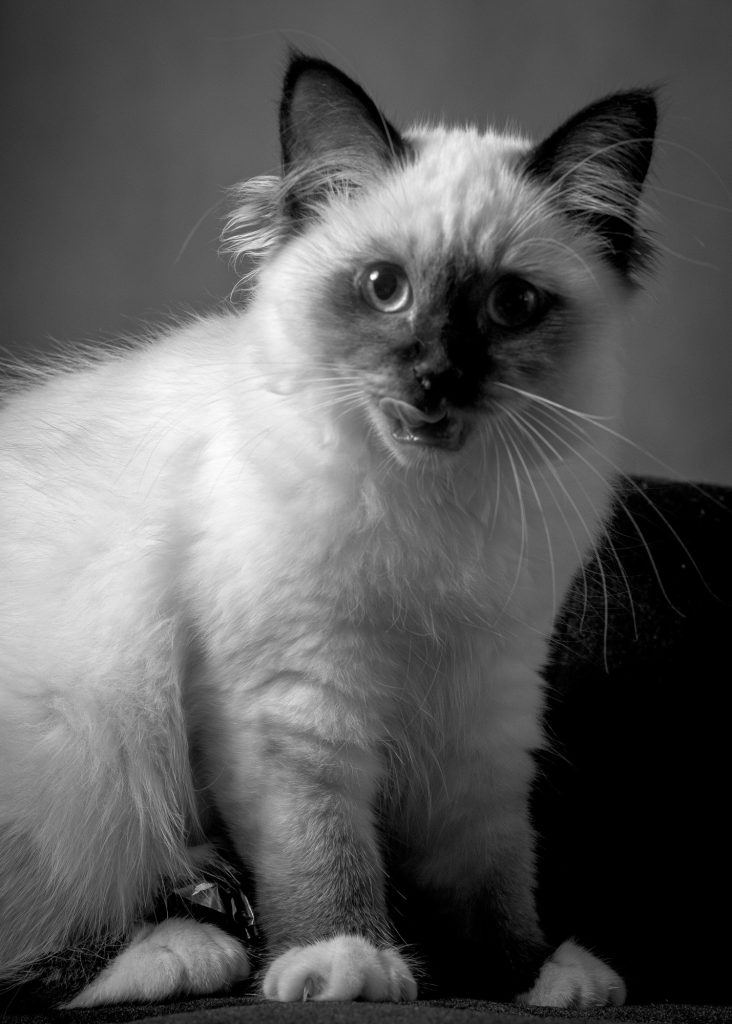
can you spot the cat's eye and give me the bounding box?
[487,276,546,330]
[358,263,412,313]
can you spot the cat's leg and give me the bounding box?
[398,664,624,1006]
[408,792,626,1006]
[254,778,417,1002]
[211,706,417,1002]
[63,919,250,1008]
[396,787,551,1000]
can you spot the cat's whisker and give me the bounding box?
[516,399,690,615]
[519,391,718,585]
[518,404,639,639]
[652,135,732,207]
[494,381,610,426]
[205,387,366,491]
[491,418,531,624]
[531,134,656,208]
[478,422,502,537]
[497,411,559,625]
[647,184,732,216]
[509,236,602,292]
[492,417,601,651]
[505,405,637,662]
[647,238,721,272]
[501,411,597,629]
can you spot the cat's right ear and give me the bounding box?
[523,90,657,278]
[279,53,409,223]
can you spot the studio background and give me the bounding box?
[2,0,730,484]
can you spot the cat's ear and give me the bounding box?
[524,90,657,277]
[279,53,409,222]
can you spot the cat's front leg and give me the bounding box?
[398,782,550,1001]
[397,676,624,1006]
[215,714,416,1002]
[387,646,550,1001]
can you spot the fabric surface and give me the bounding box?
[535,478,732,1006]
[3,995,732,1024]
[2,478,731,1021]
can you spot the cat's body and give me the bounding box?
[0,55,655,1006]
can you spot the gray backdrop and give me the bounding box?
[2,0,730,483]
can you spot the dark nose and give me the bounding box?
[412,355,463,396]
[412,366,434,392]
[413,348,449,388]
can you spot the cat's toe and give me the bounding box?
[262,935,417,1002]
[517,939,626,1008]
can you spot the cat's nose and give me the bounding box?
[412,359,462,398]
[413,353,446,388]
[412,367,434,393]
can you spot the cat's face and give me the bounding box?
[236,56,655,468]
[274,130,617,464]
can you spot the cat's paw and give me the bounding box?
[517,939,626,1008]
[262,935,417,1001]
[63,919,250,1008]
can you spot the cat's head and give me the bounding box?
[228,54,656,467]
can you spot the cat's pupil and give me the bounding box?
[488,277,543,329]
[371,267,398,301]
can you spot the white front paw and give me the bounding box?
[262,935,417,1002]
[518,939,626,1008]
[63,919,250,1008]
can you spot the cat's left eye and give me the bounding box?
[358,263,412,314]
[487,276,547,330]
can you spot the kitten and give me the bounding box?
[0,53,655,1007]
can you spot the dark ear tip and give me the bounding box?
[282,51,353,98]
[282,50,318,98]
[619,86,659,132]
[580,87,659,138]
[284,43,307,64]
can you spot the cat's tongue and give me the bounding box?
[379,397,463,449]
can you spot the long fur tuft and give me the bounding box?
[222,147,401,283]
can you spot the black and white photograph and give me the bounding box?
[1,3,730,1023]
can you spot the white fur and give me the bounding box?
[518,939,627,1007]
[262,936,417,1002]
[0,123,627,1000]
[63,919,250,1008]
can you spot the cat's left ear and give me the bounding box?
[524,90,657,278]
[279,53,409,222]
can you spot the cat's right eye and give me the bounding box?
[358,263,412,314]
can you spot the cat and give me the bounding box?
[0,52,656,1007]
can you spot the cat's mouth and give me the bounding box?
[378,397,464,450]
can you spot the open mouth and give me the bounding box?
[379,397,465,450]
